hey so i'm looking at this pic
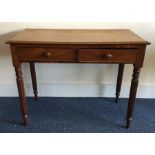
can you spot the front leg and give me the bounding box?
[126,65,141,128]
[15,65,28,126]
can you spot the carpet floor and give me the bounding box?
[0,97,154,133]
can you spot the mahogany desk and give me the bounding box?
[7,29,150,128]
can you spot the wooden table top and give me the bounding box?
[7,29,150,45]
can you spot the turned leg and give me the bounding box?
[115,63,124,103]
[126,65,141,128]
[15,65,28,126]
[30,62,38,100]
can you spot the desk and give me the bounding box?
[7,29,150,128]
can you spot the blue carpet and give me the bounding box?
[0,97,154,133]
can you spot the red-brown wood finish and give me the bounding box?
[30,62,38,100]
[115,63,125,103]
[79,49,137,63]
[7,29,150,128]
[17,47,75,62]
[15,65,28,126]
[126,65,141,128]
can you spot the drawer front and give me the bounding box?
[51,49,75,61]
[79,49,138,63]
[17,47,75,62]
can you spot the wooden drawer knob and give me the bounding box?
[44,51,51,58]
[105,53,112,60]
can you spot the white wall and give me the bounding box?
[0,22,155,98]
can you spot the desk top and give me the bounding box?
[7,29,150,45]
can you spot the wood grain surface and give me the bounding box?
[7,29,150,45]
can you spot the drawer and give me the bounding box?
[17,47,75,62]
[79,49,138,63]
